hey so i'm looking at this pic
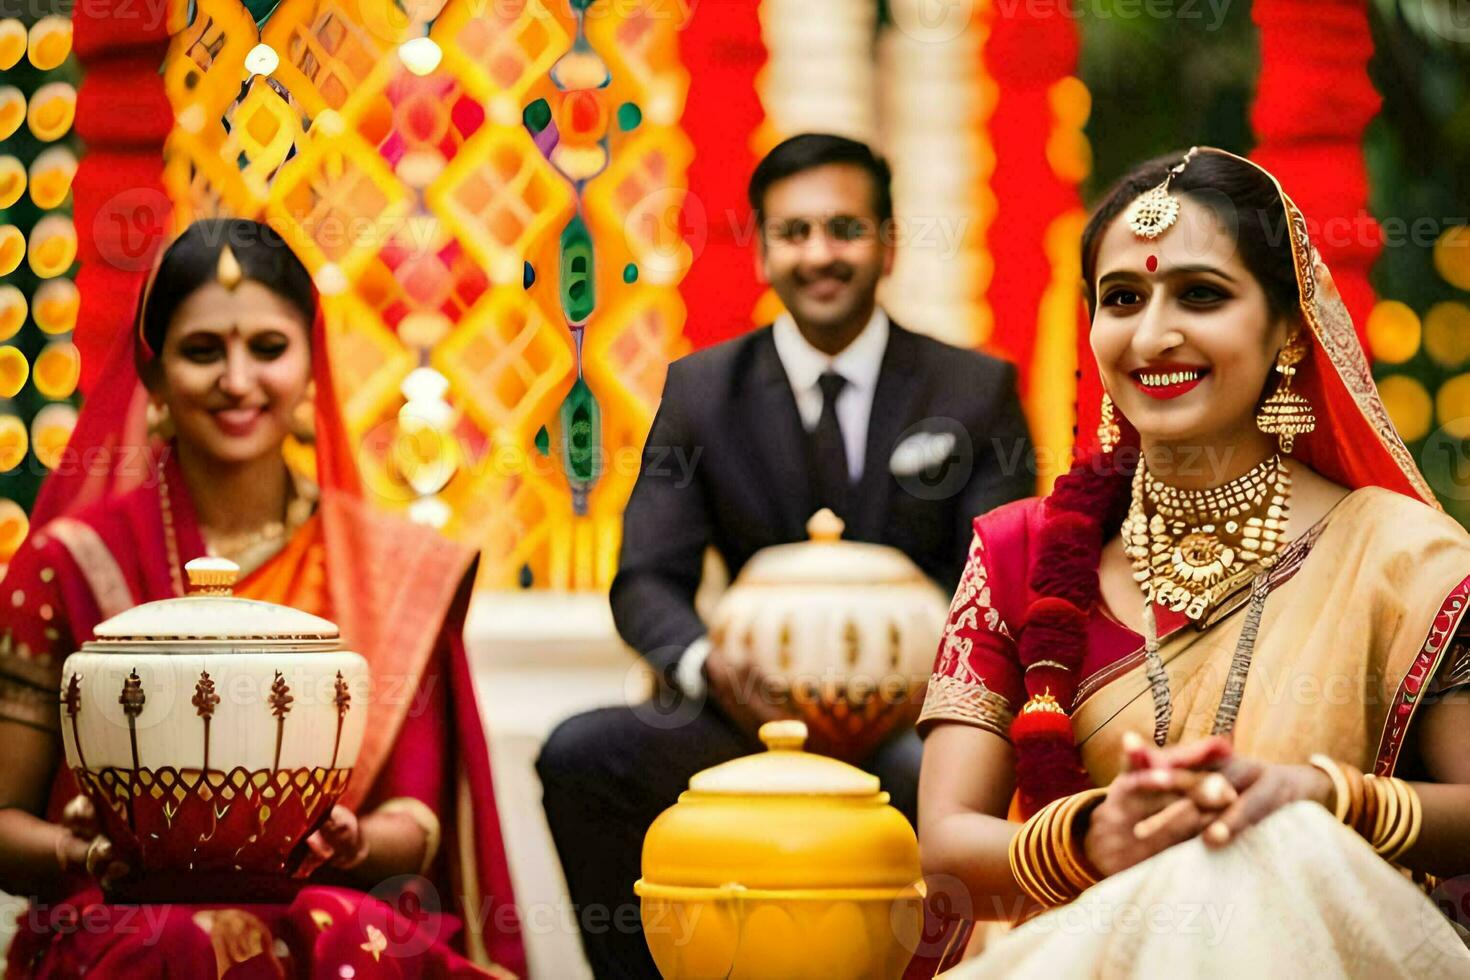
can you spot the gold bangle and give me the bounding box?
[1026,804,1069,904]
[1044,798,1077,898]
[1059,789,1106,890]
[1008,790,1106,909]
[1392,780,1423,864]
[1365,775,1387,848]
[1308,754,1350,823]
[1379,778,1418,863]
[376,797,442,877]
[1372,776,1390,849]
[1058,799,1093,899]
[1377,779,1408,859]
[1056,819,1099,891]
[1357,773,1380,843]
[1010,803,1065,907]
[1372,776,1400,855]
[1008,820,1050,906]
[1340,765,1366,830]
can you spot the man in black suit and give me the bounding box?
[536,133,1034,979]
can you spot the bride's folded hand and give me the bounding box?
[1191,756,1333,848]
[1083,735,1239,877]
[1119,734,1336,848]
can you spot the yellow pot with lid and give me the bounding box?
[635,720,923,979]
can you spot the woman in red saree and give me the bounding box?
[0,218,525,978]
[917,150,1470,975]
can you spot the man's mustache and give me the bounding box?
[795,264,855,284]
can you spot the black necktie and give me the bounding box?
[811,371,851,521]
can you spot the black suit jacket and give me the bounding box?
[610,321,1035,676]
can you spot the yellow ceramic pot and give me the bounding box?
[636,721,923,979]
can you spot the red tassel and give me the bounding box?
[1011,703,1093,818]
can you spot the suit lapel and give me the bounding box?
[739,328,815,538]
[850,324,922,542]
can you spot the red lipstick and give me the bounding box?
[1128,363,1210,400]
[212,406,265,437]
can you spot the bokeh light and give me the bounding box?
[1435,373,1470,440]
[0,414,26,472]
[26,81,75,142]
[1424,301,1470,369]
[0,346,28,399]
[33,341,79,400]
[30,403,76,471]
[1366,300,1421,364]
[32,279,77,335]
[27,215,77,279]
[0,285,26,343]
[1434,225,1470,292]
[1377,374,1433,442]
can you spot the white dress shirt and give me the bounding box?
[675,309,892,698]
[770,308,890,481]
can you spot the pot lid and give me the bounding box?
[688,720,880,797]
[640,719,920,891]
[735,510,929,587]
[89,558,339,645]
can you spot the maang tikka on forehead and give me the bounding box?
[216,243,244,290]
[1124,146,1200,240]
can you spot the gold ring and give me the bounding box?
[84,837,108,876]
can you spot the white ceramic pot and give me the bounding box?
[58,558,369,891]
[709,511,948,759]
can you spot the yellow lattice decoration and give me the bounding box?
[268,126,411,274]
[434,0,570,112]
[161,0,691,592]
[428,123,574,285]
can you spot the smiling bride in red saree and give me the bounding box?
[0,218,525,978]
[916,150,1470,977]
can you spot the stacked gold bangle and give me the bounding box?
[1008,788,1108,908]
[1309,755,1422,863]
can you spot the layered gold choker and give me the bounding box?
[1123,454,1291,623]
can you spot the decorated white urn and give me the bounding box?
[709,510,949,760]
[58,557,369,897]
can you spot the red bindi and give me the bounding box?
[1145,254,1159,272]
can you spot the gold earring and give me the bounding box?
[1098,392,1121,453]
[1256,337,1315,454]
[146,401,174,441]
[291,380,316,443]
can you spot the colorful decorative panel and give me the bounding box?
[157,0,692,591]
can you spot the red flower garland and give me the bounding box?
[1009,448,1136,818]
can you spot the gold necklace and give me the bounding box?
[1145,453,1277,525]
[1123,454,1291,623]
[203,492,314,570]
[159,461,316,578]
